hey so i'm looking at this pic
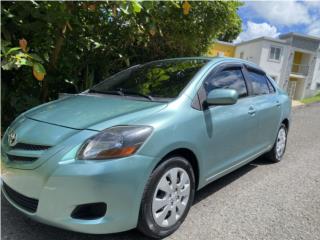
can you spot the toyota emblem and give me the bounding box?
[8,129,18,147]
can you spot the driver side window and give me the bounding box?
[203,68,248,98]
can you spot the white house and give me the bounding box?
[209,33,320,100]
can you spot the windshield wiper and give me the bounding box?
[116,88,154,101]
[89,88,153,101]
[89,89,124,96]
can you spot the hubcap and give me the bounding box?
[276,128,286,159]
[152,167,191,227]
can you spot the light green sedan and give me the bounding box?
[1,57,291,238]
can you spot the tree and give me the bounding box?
[1,1,242,130]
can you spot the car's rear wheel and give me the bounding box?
[138,156,195,239]
[266,124,288,162]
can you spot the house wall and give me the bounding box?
[234,40,290,86]
[234,41,262,64]
[300,51,318,98]
[283,35,320,52]
[310,51,320,92]
[280,35,320,98]
[207,42,235,57]
[208,35,320,98]
[258,40,288,84]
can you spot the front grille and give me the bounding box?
[7,154,38,162]
[12,143,51,151]
[2,182,39,213]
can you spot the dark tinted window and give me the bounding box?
[90,59,208,100]
[204,68,248,98]
[247,70,270,95]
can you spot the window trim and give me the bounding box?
[204,63,249,98]
[268,45,282,62]
[192,62,251,110]
[243,65,274,96]
[266,75,278,94]
[266,78,276,94]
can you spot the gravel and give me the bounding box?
[2,103,320,240]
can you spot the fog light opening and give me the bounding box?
[71,202,107,220]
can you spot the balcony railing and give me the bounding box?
[291,64,309,76]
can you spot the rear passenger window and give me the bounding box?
[247,70,270,95]
[204,68,248,98]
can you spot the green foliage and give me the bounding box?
[1,41,46,79]
[300,92,320,104]
[1,0,242,130]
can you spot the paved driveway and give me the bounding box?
[2,103,320,240]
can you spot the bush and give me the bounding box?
[1,1,242,131]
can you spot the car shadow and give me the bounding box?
[193,158,261,204]
[1,157,267,240]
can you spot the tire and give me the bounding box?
[266,124,288,163]
[137,156,196,239]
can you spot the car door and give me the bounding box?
[243,66,281,151]
[200,64,260,179]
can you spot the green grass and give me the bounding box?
[301,93,320,104]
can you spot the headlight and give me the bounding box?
[77,126,153,160]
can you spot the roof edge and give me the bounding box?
[234,36,287,46]
[279,32,320,41]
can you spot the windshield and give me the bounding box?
[89,59,209,101]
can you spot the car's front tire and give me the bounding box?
[266,124,288,162]
[138,156,195,239]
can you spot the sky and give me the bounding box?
[235,0,320,43]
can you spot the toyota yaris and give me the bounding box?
[1,57,291,238]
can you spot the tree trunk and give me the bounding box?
[40,2,74,102]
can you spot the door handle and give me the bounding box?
[248,106,256,116]
[275,100,281,107]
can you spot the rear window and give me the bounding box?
[247,70,270,95]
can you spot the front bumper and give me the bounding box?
[1,154,156,234]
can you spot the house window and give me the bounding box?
[240,52,244,59]
[269,46,282,61]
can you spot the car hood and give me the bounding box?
[25,94,166,130]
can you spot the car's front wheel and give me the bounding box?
[138,156,195,239]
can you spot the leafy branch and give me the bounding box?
[1,38,46,81]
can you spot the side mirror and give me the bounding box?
[206,89,238,106]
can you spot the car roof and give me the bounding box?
[171,57,268,99]
[205,56,262,70]
[143,56,263,72]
